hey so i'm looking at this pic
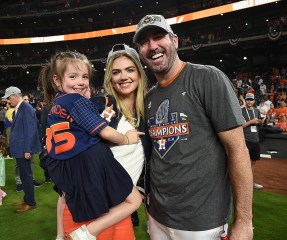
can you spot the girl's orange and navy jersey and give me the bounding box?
[46,92,108,160]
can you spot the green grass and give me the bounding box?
[1,155,286,239]
[252,191,287,240]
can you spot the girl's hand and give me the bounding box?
[124,130,145,144]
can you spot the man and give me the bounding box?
[14,94,43,192]
[2,86,41,212]
[133,15,253,239]
[242,93,264,190]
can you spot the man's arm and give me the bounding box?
[218,126,253,240]
[242,117,262,128]
[23,105,37,156]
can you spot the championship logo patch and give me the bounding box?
[148,99,189,159]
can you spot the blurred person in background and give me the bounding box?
[2,86,41,213]
[14,94,43,192]
[242,93,264,190]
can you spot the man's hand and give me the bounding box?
[24,152,31,160]
[251,118,261,125]
[229,220,253,240]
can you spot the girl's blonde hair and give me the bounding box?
[104,51,147,127]
[39,51,93,105]
[0,136,8,157]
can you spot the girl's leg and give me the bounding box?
[63,204,114,239]
[70,187,141,238]
[87,187,141,235]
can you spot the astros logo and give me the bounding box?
[148,99,189,159]
[101,104,116,123]
[157,138,167,150]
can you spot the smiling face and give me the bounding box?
[138,28,178,76]
[53,60,90,96]
[110,56,139,98]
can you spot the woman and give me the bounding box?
[58,44,151,240]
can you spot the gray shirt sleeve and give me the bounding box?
[193,65,244,133]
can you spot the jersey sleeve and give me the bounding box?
[194,66,245,133]
[70,97,108,136]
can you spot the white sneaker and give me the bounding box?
[69,225,96,240]
[253,182,263,190]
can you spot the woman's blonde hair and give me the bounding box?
[39,51,93,105]
[104,50,147,127]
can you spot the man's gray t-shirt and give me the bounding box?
[242,107,260,142]
[145,63,244,231]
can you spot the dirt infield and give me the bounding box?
[253,157,287,195]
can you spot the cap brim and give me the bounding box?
[2,94,10,99]
[133,25,168,43]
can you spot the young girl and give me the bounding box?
[39,51,144,240]
[58,44,151,240]
[0,135,8,206]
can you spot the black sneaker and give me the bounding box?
[33,180,43,187]
[16,184,23,192]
